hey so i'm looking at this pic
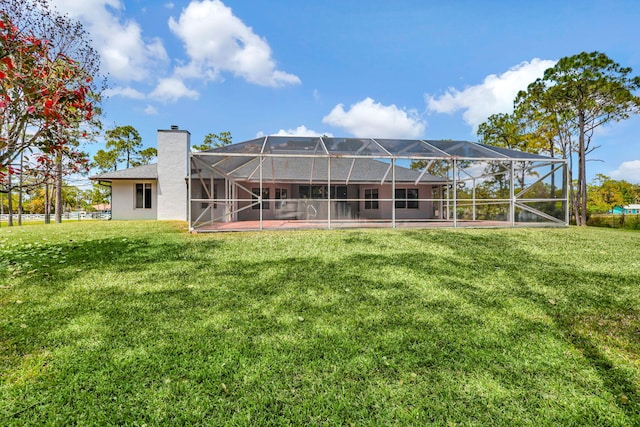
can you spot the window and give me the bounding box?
[275,188,288,209]
[135,183,152,209]
[299,185,348,199]
[395,188,418,209]
[364,188,379,209]
[252,188,270,209]
[299,185,325,199]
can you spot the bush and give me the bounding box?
[588,214,640,229]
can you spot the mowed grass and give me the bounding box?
[1,222,639,426]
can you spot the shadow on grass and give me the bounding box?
[403,229,640,418]
[2,227,640,424]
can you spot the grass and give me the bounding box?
[1,221,639,426]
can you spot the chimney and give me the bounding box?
[156,127,190,220]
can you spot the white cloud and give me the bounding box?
[322,97,426,138]
[144,104,159,115]
[270,126,332,137]
[168,0,300,87]
[51,0,168,82]
[609,160,640,183]
[149,77,200,102]
[425,58,557,130]
[104,86,146,99]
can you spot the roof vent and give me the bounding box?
[170,125,179,130]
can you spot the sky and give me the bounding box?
[51,0,640,184]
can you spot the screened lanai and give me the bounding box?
[188,136,568,232]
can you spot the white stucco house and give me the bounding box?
[91,127,568,232]
[91,127,190,221]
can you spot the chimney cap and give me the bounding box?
[170,125,179,130]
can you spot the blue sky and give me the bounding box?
[53,0,640,183]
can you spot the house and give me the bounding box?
[91,128,189,221]
[610,204,640,215]
[91,127,568,232]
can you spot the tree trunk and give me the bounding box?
[18,151,23,226]
[577,112,587,226]
[54,157,63,223]
[7,169,13,226]
[44,181,51,224]
[566,146,576,225]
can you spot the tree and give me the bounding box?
[1,0,103,225]
[105,125,142,169]
[130,147,157,167]
[478,113,523,151]
[96,125,156,170]
[192,131,232,151]
[92,148,118,173]
[90,181,110,206]
[512,81,576,219]
[1,0,101,170]
[522,52,640,225]
[477,112,550,189]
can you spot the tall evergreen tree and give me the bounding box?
[105,125,142,169]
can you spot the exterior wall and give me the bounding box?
[110,180,157,220]
[232,182,436,221]
[359,184,434,220]
[236,183,296,221]
[157,129,190,220]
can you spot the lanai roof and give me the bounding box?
[191,136,560,184]
[196,136,557,160]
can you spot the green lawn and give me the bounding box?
[1,222,639,426]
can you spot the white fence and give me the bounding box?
[0,212,111,222]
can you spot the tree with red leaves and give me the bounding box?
[0,0,103,224]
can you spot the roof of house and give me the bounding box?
[90,163,157,181]
[193,156,445,183]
